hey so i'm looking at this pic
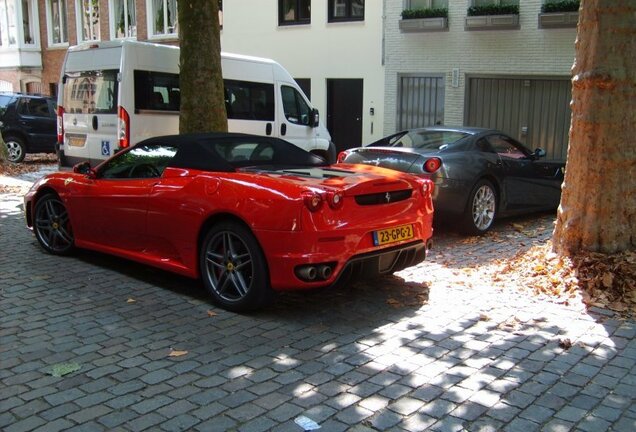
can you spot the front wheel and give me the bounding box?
[33,194,75,254]
[461,180,497,235]
[200,221,272,312]
[4,136,26,163]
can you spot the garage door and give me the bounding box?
[465,77,571,160]
[397,75,445,130]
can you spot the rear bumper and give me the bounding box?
[256,220,433,291]
[334,239,430,286]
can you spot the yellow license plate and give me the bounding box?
[373,224,414,246]
[67,135,86,147]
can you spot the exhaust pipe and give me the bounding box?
[318,265,333,280]
[296,266,317,281]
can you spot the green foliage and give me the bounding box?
[541,0,580,13]
[467,4,519,16]
[401,8,448,19]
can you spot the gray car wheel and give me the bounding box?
[4,136,26,163]
[34,194,75,255]
[462,179,497,235]
[200,221,272,312]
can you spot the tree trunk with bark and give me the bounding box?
[0,133,7,163]
[553,0,636,254]
[178,0,227,133]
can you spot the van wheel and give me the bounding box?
[327,141,337,164]
[200,221,272,312]
[4,136,26,163]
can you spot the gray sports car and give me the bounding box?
[338,126,565,235]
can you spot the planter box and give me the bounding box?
[538,11,579,29]
[465,14,519,31]
[399,17,448,33]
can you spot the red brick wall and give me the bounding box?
[34,0,179,96]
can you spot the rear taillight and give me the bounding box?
[303,192,323,212]
[423,157,442,173]
[327,191,344,209]
[57,106,64,143]
[336,151,349,163]
[118,106,130,149]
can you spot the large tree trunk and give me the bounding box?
[178,0,227,133]
[553,0,636,254]
[0,133,7,163]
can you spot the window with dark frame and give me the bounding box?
[279,0,311,26]
[328,0,364,22]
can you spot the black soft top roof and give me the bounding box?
[136,132,326,172]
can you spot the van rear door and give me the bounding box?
[62,69,119,166]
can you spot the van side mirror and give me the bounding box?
[310,108,320,128]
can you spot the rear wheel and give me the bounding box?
[33,194,75,254]
[461,180,497,235]
[4,136,26,163]
[200,221,272,312]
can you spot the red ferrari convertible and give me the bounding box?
[25,133,434,311]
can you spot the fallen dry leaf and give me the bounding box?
[168,349,188,357]
[207,310,217,317]
[126,298,136,303]
[559,338,573,350]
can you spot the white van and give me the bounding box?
[56,40,334,168]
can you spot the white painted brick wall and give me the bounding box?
[384,0,577,133]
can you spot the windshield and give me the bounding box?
[389,130,469,151]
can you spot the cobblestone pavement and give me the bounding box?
[1,175,635,432]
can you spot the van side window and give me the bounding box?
[281,85,310,126]
[134,70,180,112]
[64,70,118,114]
[224,80,274,121]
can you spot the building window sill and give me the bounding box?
[465,14,519,31]
[399,17,448,33]
[538,11,578,29]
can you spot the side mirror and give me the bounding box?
[533,148,546,159]
[310,108,320,128]
[73,161,96,178]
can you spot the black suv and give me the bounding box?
[0,92,57,163]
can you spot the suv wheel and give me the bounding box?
[4,136,26,163]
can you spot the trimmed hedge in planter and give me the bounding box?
[401,8,448,19]
[467,4,519,16]
[542,0,579,13]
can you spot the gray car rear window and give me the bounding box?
[394,131,469,150]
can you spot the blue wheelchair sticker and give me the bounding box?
[101,141,110,156]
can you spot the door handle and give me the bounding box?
[92,116,98,131]
[266,123,272,136]
[281,123,287,136]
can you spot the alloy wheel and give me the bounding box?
[34,196,74,253]
[203,230,254,303]
[471,184,496,231]
[5,140,24,163]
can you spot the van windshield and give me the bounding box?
[63,70,118,114]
